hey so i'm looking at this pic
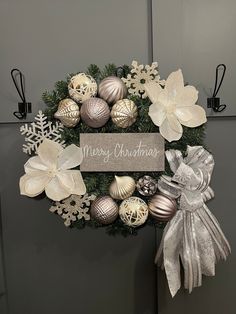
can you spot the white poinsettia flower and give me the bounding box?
[19,139,86,201]
[144,69,207,142]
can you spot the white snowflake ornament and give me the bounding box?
[20,111,64,154]
[122,60,165,99]
[49,194,97,227]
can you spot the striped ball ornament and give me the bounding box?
[148,193,177,222]
[98,76,127,105]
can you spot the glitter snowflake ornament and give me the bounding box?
[20,111,64,154]
[49,194,97,227]
[122,60,165,98]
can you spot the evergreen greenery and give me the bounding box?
[42,63,205,236]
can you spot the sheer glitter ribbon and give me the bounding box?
[155,146,231,297]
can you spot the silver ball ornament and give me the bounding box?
[80,97,110,128]
[136,175,158,196]
[90,196,119,225]
[148,193,177,222]
[98,76,127,105]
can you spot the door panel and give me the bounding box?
[0,0,152,123]
[157,119,236,314]
[152,1,236,311]
[153,0,236,117]
[0,196,8,314]
[0,0,157,313]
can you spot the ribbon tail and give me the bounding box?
[181,211,202,294]
[198,205,231,260]
[194,210,216,276]
[160,211,183,297]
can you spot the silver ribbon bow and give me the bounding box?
[156,146,231,297]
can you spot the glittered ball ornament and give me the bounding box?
[119,197,148,227]
[98,76,127,105]
[80,97,110,128]
[148,193,177,222]
[136,175,158,196]
[68,73,97,103]
[109,175,136,200]
[90,196,119,225]
[111,99,138,128]
[54,98,80,127]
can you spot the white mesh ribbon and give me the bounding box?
[156,146,231,297]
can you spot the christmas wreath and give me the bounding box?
[19,60,230,296]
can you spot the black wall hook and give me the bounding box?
[207,64,227,113]
[11,68,32,119]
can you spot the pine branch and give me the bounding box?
[86,64,101,82]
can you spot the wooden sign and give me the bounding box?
[80,133,164,172]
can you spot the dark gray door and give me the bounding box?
[153,0,236,312]
[157,119,236,314]
[1,0,235,313]
[0,123,157,314]
[0,1,157,313]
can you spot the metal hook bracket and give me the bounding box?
[13,102,32,119]
[207,64,227,113]
[11,68,32,120]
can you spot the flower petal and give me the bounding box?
[175,106,193,122]
[45,176,71,201]
[175,85,198,107]
[178,105,207,127]
[167,114,183,134]
[148,103,166,126]
[57,170,86,196]
[165,69,184,98]
[144,81,163,103]
[157,89,170,108]
[20,172,50,197]
[160,118,183,142]
[24,156,48,174]
[37,139,63,168]
[20,174,39,197]
[57,144,83,170]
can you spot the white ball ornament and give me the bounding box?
[119,197,149,227]
[68,73,97,103]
